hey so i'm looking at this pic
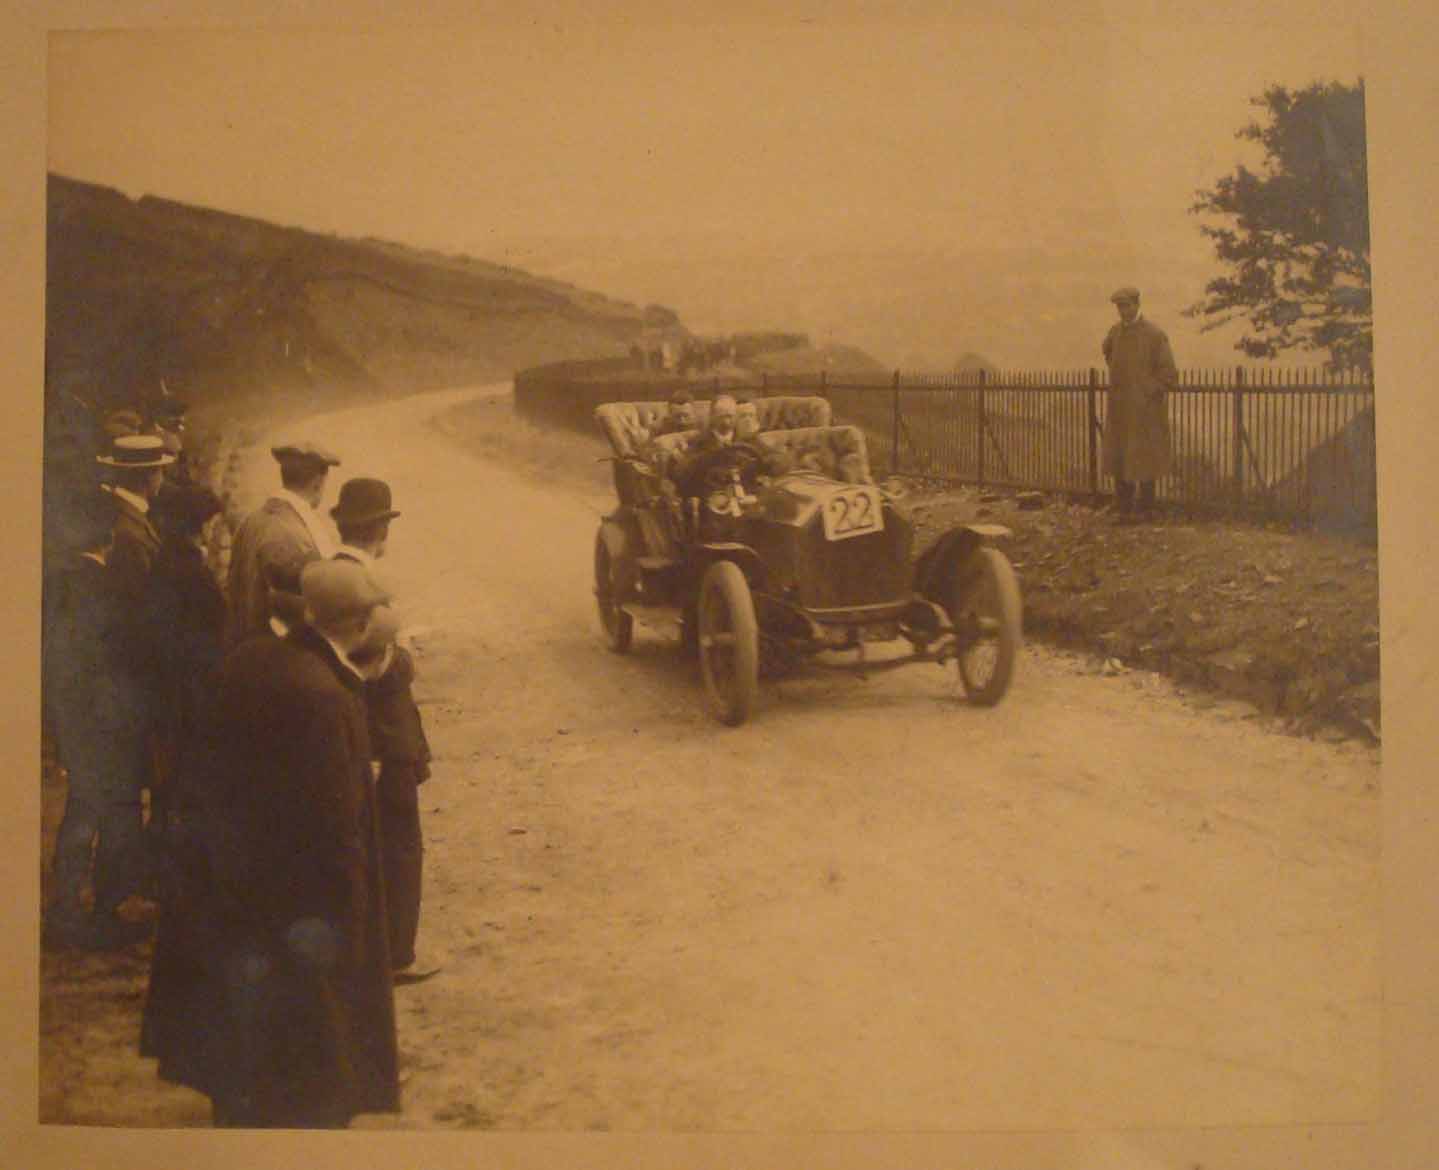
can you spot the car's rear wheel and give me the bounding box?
[951,546,1022,705]
[594,531,633,653]
[697,560,759,726]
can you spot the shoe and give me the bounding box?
[392,957,443,986]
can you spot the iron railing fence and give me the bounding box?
[758,366,1375,529]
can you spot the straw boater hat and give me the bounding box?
[1110,286,1141,303]
[96,433,176,469]
[329,477,401,527]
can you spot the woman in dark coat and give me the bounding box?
[144,483,227,847]
[141,559,399,1127]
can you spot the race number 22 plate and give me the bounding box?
[821,484,885,542]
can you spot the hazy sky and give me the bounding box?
[48,14,1365,368]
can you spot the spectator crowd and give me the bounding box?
[41,391,436,1128]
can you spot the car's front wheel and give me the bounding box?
[697,560,759,726]
[594,530,634,653]
[950,546,1022,705]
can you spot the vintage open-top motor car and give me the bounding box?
[593,394,1023,725]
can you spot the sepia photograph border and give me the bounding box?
[4,0,1437,1166]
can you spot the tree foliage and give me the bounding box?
[1186,80,1371,370]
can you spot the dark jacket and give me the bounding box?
[109,492,163,601]
[147,533,228,809]
[141,625,399,1124]
[149,534,227,703]
[42,554,146,755]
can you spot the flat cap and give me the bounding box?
[1110,286,1141,303]
[271,440,341,467]
[301,558,391,627]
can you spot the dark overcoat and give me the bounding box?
[140,625,399,1125]
[146,533,228,815]
[1102,316,1177,482]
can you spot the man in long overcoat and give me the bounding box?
[225,440,340,645]
[1101,286,1177,519]
[141,558,400,1127]
[97,433,177,898]
[329,477,439,983]
[42,487,152,949]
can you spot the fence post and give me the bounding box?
[1087,367,1100,499]
[820,368,828,399]
[1232,365,1246,508]
[761,372,769,392]
[977,367,987,489]
[890,369,900,476]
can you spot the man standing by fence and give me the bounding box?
[1102,286,1176,521]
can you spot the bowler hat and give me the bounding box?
[330,477,401,526]
[301,558,392,627]
[96,433,176,469]
[1110,286,1141,303]
[271,440,341,467]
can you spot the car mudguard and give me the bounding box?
[598,515,640,601]
[912,524,1012,602]
[693,542,768,590]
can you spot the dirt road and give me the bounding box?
[44,383,1382,1131]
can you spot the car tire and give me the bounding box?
[594,530,634,653]
[951,546,1022,705]
[697,560,759,726]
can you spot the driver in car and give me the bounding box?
[672,394,746,501]
[688,393,738,454]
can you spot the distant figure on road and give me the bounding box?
[225,441,341,644]
[1102,286,1176,521]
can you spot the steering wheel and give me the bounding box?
[675,442,764,499]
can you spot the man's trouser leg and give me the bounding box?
[1115,479,1136,513]
[50,758,102,918]
[378,763,423,970]
[1138,480,1157,513]
[92,723,150,916]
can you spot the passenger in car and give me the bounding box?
[734,392,760,442]
[650,388,697,439]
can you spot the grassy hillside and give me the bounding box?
[45,173,663,422]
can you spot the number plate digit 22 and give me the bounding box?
[823,486,883,541]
